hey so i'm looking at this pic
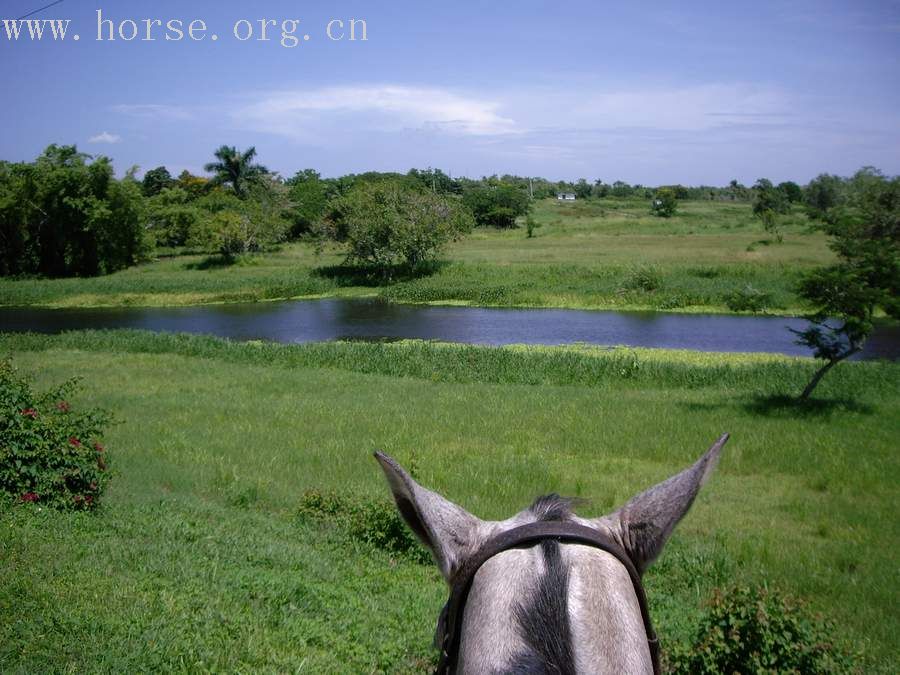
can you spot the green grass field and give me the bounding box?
[2,331,897,672]
[0,198,832,314]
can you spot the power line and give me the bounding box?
[17,0,65,21]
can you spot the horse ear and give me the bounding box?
[602,434,728,575]
[375,451,483,580]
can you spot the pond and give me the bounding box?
[1,299,898,360]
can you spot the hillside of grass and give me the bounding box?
[0,199,832,314]
[1,331,897,672]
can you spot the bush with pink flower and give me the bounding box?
[0,358,112,510]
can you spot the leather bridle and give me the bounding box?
[435,520,661,675]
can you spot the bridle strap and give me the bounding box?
[436,521,660,675]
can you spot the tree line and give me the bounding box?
[0,144,893,285]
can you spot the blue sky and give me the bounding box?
[2,0,899,184]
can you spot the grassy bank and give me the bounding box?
[0,199,831,313]
[1,331,897,671]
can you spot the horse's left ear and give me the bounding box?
[375,451,483,581]
[599,434,729,575]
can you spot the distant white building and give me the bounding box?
[557,192,576,201]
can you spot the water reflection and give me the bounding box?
[0,299,897,360]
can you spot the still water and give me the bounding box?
[1,299,898,360]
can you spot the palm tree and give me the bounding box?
[204,145,269,198]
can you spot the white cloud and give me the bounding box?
[235,85,518,141]
[88,131,121,144]
[112,104,193,120]
[512,83,792,133]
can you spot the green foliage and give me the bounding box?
[805,173,845,220]
[0,358,111,510]
[323,181,473,276]
[203,145,269,198]
[297,490,430,563]
[286,169,328,237]
[462,184,531,228]
[0,145,150,277]
[525,215,540,238]
[724,284,774,312]
[794,170,899,397]
[175,170,211,199]
[667,585,856,674]
[406,167,462,195]
[753,178,790,241]
[621,264,663,292]
[145,187,202,247]
[188,180,291,257]
[652,188,678,218]
[778,180,803,203]
[141,166,174,197]
[574,178,592,199]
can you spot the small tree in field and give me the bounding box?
[752,178,790,242]
[651,188,678,217]
[323,181,473,278]
[793,170,899,400]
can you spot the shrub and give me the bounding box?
[321,181,473,278]
[667,585,856,674]
[0,358,112,510]
[621,265,663,292]
[297,489,430,563]
[187,181,291,257]
[462,184,531,228]
[725,284,774,312]
[651,188,678,218]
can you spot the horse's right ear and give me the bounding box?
[599,434,728,575]
[375,451,484,581]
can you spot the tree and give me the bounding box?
[462,184,530,228]
[610,180,633,198]
[752,178,789,241]
[792,171,899,400]
[203,145,269,198]
[323,181,473,277]
[175,170,210,199]
[188,177,291,258]
[574,178,592,200]
[145,187,202,247]
[0,144,148,277]
[728,180,750,201]
[804,173,844,220]
[777,181,803,204]
[651,187,678,217]
[286,169,328,237]
[142,166,174,197]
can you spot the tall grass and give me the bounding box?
[3,329,895,395]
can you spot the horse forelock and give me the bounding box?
[528,494,580,523]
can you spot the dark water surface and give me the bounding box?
[1,299,898,360]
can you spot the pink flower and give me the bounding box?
[69,437,82,447]
[20,408,38,419]
[93,442,104,453]
[20,492,39,503]
[85,495,94,506]
[56,401,70,412]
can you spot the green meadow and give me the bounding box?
[2,331,897,672]
[0,198,831,314]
